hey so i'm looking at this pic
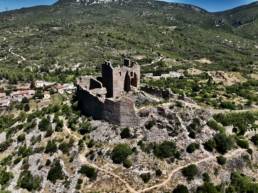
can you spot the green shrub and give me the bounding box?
[24,103,30,112]
[214,112,255,135]
[111,144,133,164]
[79,121,94,135]
[47,160,65,184]
[214,133,234,154]
[120,128,132,139]
[17,133,26,142]
[38,118,51,131]
[17,170,41,191]
[155,169,162,177]
[0,168,13,186]
[145,120,156,130]
[236,138,249,149]
[251,134,258,146]
[140,173,151,183]
[123,159,132,168]
[207,119,225,133]
[0,140,11,152]
[59,142,70,154]
[45,127,54,137]
[182,164,198,181]
[153,141,178,159]
[202,173,211,182]
[79,165,97,180]
[196,182,220,193]
[18,146,33,158]
[55,118,64,132]
[0,156,12,166]
[13,157,22,165]
[230,172,258,193]
[45,140,57,153]
[173,184,189,193]
[187,118,201,138]
[220,101,237,110]
[203,139,215,152]
[186,143,200,153]
[217,156,227,165]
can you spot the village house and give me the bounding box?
[55,83,76,94]
[0,98,11,109]
[10,90,35,102]
[15,83,31,91]
[34,80,56,89]
[0,93,10,109]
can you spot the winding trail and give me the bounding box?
[78,154,138,193]
[138,148,245,193]
[77,146,245,193]
[62,102,250,193]
[142,56,164,67]
[8,47,26,62]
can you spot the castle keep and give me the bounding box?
[76,59,140,127]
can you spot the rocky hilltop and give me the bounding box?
[0,0,257,193]
[56,0,120,5]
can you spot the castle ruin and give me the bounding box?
[76,59,140,127]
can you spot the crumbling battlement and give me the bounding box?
[76,59,140,127]
[102,58,140,98]
[141,85,173,100]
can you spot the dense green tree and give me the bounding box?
[216,156,227,165]
[17,170,41,191]
[196,182,220,193]
[251,134,258,146]
[120,128,132,139]
[173,184,189,193]
[111,144,133,164]
[154,141,178,159]
[0,168,13,186]
[203,139,216,152]
[47,160,65,184]
[186,143,200,153]
[182,164,198,181]
[45,140,57,153]
[79,165,97,180]
[38,118,51,132]
[230,172,258,193]
[140,173,151,183]
[214,133,234,154]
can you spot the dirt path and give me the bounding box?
[8,47,26,63]
[78,154,138,193]
[77,142,245,193]
[142,56,164,67]
[138,148,245,193]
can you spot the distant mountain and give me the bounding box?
[0,0,257,75]
[56,0,120,6]
[214,1,258,38]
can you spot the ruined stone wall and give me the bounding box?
[77,58,141,127]
[117,97,140,127]
[111,64,140,98]
[101,62,113,98]
[77,85,140,127]
[102,97,139,127]
[76,86,104,119]
[141,85,173,100]
[102,60,140,98]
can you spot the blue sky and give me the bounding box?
[0,0,57,12]
[0,0,257,12]
[167,0,257,12]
